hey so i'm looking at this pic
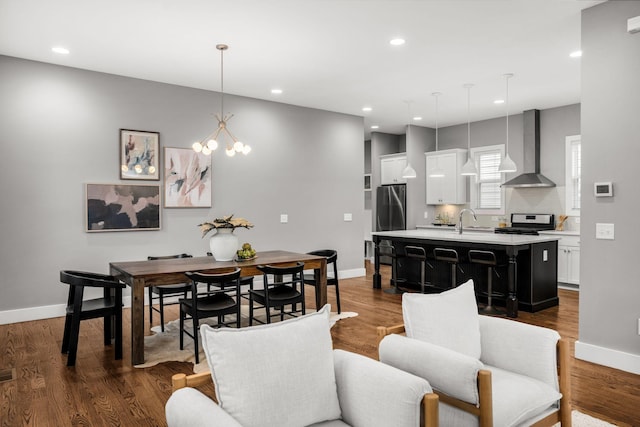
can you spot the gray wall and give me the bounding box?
[0,56,364,315]
[579,1,640,363]
[405,124,434,229]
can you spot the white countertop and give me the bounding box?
[372,228,560,245]
[416,224,495,232]
[538,230,580,236]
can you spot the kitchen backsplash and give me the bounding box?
[430,186,580,231]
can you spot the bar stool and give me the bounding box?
[433,248,462,288]
[404,246,433,294]
[468,250,505,316]
[379,242,405,294]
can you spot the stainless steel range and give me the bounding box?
[494,213,555,235]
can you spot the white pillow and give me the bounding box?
[200,304,341,427]
[402,279,481,359]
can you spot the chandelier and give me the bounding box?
[192,44,250,157]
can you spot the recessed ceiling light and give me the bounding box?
[413,116,422,121]
[371,125,379,129]
[52,46,70,55]
[271,88,283,94]
[570,50,582,58]
[362,106,372,112]
[494,99,505,104]
[389,38,405,46]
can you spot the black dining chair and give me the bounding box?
[59,270,126,367]
[147,254,193,331]
[206,251,254,300]
[249,262,306,325]
[303,249,341,313]
[181,269,242,364]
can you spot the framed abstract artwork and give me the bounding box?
[86,183,161,232]
[120,129,160,180]
[164,147,212,208]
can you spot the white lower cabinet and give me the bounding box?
[557,235,580,285]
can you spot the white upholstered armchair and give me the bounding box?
[377,280,571,427]
[166,305,439,427]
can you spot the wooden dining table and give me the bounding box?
[109,250,327,365]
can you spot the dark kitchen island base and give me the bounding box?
[372,229,560,316]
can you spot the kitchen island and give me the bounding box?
[372,229,560,317]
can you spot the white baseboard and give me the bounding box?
[575,340,640,375]
[0,297,134,325]
[339,268,366,279]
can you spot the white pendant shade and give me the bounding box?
[500,73,516,173]
[461,158,478,176]
[461,84,477,177]
[402,163,417,179]
[429,92,444,179]
[498,154,517,173]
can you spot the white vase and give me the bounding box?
[208,228,239,261]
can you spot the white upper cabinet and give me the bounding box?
[425,148,467,205]
[380,153,407,185]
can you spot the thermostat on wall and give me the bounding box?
[594,182,613,197]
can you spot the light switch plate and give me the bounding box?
[595,223,614,240]
[280,214,288,224]
[424,211,429,219]
[343,213,353,222]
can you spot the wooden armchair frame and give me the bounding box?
[171,371,440,427]
[377,324,572,427]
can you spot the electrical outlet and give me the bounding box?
[343,213,352,222]
[280,214,288,224]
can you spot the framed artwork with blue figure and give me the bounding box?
[120,129,160,180]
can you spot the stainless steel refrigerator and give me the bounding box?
[376,184,406,264]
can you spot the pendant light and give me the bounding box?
[461,84,478,176]
[428,92,445,178]
[498,73,517,172]
[401,100,417,179]
[192,44,250,157]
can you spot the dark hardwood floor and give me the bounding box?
[1,262,639,426]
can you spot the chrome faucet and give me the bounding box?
[458,208,477,234]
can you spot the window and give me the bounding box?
[565,135,581,216]
[470,144,506,215]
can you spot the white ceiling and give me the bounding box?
[0,0,603,137]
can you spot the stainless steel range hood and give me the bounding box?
[501,109,556,188]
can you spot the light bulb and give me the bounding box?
[226,147,236,157]
[202,146,212,155]
[233,141,244,152]
[134,164,143,174]
[121,165,129,172]
[192,142,203,153]
[148,166,156,174]
[207,139,218,150]
[242,145,252,155]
